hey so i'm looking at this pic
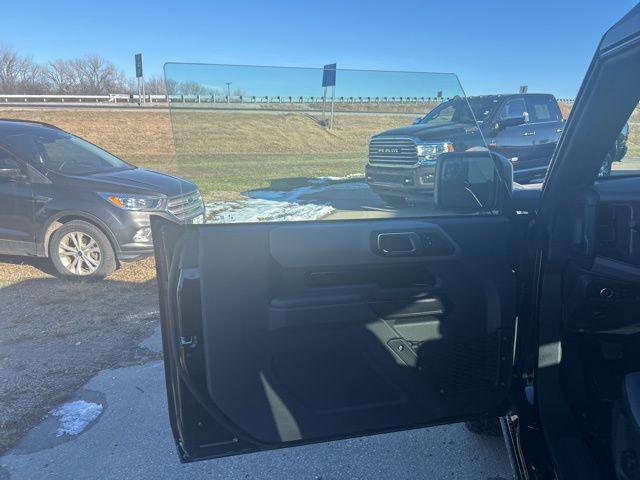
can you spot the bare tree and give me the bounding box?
[145,74,167,95]
[71,54,129,94]
[46,59,78,94]
[177,81,209,96]
[164,78,178,95]
[0,44,47,93]
[0,46,167,96]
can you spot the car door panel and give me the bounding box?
[532,121,563,166]
[0,154,35,250]
[154,215,517,462]
[492,123,536,164]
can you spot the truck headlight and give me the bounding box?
[100,193,166,211]
[416,142,454,164]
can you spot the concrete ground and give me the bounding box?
[0,326,514,480]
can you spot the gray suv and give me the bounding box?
[0,119,204,277]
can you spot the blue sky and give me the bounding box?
[3,0,637,98]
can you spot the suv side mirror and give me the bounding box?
[493,115,527,132]
[412,117,422,125]
[434,151,512,211]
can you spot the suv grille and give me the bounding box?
[368,137,418,166]
[167,191,204,222]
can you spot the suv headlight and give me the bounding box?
[416,142,454,164]
[99,193,166,211]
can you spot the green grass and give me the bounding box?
[125,152,365,201]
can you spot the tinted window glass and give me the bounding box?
[1,130,131,175]
[497,98,526,120]
[527,96,562,122]
[420,96,498,125]
[0,150,18,168]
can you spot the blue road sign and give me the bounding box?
[135,54,143,78]
[322,63,337,87]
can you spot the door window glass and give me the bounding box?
[527,96,562,122]
[165,64,503,224]
[497,98,526,120]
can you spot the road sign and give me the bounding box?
[322,63,337,87]
[135,54,143,78]
[321,63,337,129]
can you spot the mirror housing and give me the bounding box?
[434,151,512,212]
[0,167,26,181]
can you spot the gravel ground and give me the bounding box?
[0,255,160,452]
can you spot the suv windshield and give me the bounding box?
[420,96,499,125]
[0,129,132,175]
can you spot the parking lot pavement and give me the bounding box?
[0,368,514,480]
[0,326,513,480]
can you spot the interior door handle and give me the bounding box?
[522,131,535,136]
[377,232,421,256]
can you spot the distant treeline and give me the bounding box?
[0,45,234,96]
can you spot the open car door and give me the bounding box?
[152,65,519,462]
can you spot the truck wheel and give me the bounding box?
[49,220,117,279]
[379,194,407,207]
[464,418,502,437]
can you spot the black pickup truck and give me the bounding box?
[365,93,629,205]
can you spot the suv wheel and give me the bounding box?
[50,220,116,278]
[379,194,408,207]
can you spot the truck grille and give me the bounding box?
[368,137,418,166]
[167,191,204,222]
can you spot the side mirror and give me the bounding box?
[0,167,26,181]
[493,115,527,132]
[434,151,512,212]
[412,117,422,125]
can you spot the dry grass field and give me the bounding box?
[0,107,415,200]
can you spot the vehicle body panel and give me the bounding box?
[153,213,518,462]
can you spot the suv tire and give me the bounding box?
[379,194,408,207]
[49,220,117,278]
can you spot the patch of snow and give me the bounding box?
[206,199,334,223]
[205,177,369,224]
[307,173,365,184]
[51,400,103,437]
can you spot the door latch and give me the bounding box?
[180,336,197,348]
